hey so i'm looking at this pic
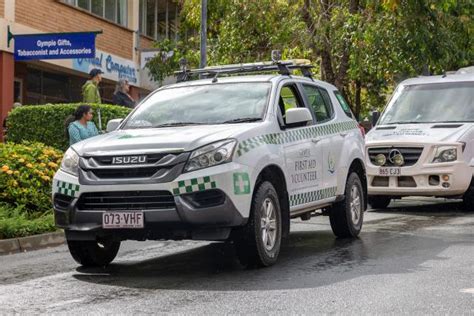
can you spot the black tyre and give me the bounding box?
[234,181,282,267]
[368,195,391,209]
[462,179,474,212]
[67,238,120,267]
[329,172,364,238]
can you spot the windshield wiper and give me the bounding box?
[221,117,262,124]
[153,122,207,128]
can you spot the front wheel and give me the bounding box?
[462,179,474,212]
[67,238,121,267]
[329,172,365,238]
[234,181,282,267]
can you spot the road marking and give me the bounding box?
[460,288,474,294]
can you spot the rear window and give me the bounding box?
[334,91,354,119]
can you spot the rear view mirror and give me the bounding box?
[106,119,123,133]
[286,108,313,126]
[371,111,381,126]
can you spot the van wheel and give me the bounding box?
[368,195,391,209]
[462,179,474,212]
[329,172,364,238]
[67,238,120,267]
[234,181,282,267]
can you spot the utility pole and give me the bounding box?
[200,0,207,69]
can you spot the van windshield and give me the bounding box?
[379,82,474,125]
[122,82,271,129]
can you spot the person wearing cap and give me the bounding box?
[82,68,104,104]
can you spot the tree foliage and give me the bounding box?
[146,0,473,118]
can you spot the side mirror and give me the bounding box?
[371,111,380,126]
[286,108,313,126]
[106,119,123,133]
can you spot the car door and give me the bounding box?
[278,83,324,212]
[301,84,343,193]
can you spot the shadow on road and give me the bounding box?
[369,198,467,216]
[72,212,463,291]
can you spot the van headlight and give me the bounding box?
[60,148,80,176]
[432,146,457,163]
[184,139,237,172]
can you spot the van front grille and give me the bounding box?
[368,147,423,167]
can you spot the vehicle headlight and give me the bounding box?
[432,146,457,163]
[60,148,79,176]
[184,139,237,172]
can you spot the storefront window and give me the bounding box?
[24,67,116,105]
[62,0,128,27]
[139,0,178,41]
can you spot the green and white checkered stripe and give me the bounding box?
[289,186,337,207]
[237,120,358,156]
[172,176,217,195]
[56,181,80,198]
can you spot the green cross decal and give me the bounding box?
[233,173,251,195]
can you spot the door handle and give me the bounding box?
[340,132,349,137]
[311,138,321,144]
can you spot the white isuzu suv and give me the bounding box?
[53,61,367,267]
[366,72,474,210]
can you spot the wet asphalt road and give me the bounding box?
[0,198,473,314]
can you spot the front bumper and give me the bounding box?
[366,148,472,197]
[53,163,253,241]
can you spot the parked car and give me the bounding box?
[365,72,474,210]
[53,60,367,267]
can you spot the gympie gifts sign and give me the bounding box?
[14,32,96,61]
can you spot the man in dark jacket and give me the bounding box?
[112,79,135,108]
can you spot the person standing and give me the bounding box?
[82,68,103,104]
[112,79,136,108]
[65,105,99,146]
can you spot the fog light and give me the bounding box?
[429,175,440,186]
[442,182,450,188]
[442,174,450,182]
[392,154,404,166]
[374,154,386,166]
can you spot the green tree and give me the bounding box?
[146,0,473,118]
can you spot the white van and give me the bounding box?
[365,72,474,210]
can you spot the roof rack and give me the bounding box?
[175,59,314,83]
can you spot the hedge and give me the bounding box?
[6,103,132,151]
[0,142,63,239]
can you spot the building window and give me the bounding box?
[62,0,128,27]
[139,0,178,41]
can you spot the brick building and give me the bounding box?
[0,0,179,139]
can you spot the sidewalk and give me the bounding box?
[0,231,65,255]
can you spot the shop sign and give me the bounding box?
[73,50,139,85]
[14,32,97,61]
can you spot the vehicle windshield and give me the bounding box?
[122,82,271,129]
[379,82,474,125]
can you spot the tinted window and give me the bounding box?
[335,91,354,119]
[303,85,333,122]
[278,85,305,125]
